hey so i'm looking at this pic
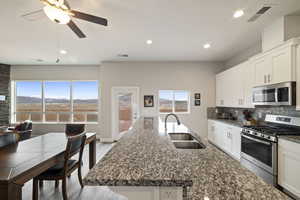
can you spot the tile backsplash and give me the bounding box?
[208,106,300,124]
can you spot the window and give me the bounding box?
[13,81,98,123]
[159,90,190,113]
[16,81,42,122]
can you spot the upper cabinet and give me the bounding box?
[250,38,300,87]
[216,61,254,108]
[216,37,300,109]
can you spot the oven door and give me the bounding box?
[241,134,276,174]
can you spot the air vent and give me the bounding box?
[117,54,129,58]
[248,6,271,22]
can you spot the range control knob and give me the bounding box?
[261,134,265,138]
[254,132,257,135]
[267,136,271,139]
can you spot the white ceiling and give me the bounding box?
[1,0,300,65]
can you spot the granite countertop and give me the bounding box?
[279,135,300,144]
[84,117,290,200]
[208,118,244,128]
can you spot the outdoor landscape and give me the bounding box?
[16,96,98,122]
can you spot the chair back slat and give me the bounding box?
[65,124,85,136]
[63,132,86,174]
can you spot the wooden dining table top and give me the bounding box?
[0,132,96,183]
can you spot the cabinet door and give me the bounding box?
[271,46,293,84]
[207,120,215,143]
[216,74,223,106]
[231,126,241,160]
[231,64,244,107]
[242,61,255,108]
[215,122,225,148]
[253,55,272,86]
[223,127,232,153]
[278,139,300,197]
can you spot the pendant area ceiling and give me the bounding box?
[1,0,300,65]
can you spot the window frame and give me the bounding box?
[11,80,99,124]
[158,90,190,114]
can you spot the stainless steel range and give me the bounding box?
[241,114,300,186]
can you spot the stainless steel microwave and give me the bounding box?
[252,82,296,106]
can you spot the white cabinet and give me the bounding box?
[207,120,241,161]
[253,55,272,86]
[242,61,255,108]
[207,120,216,143]
[251,39,299,87]
[215,61,255,108]
[271,46,293,83]
[278,139,300,198]
[231,126,241,160]
[216,73,225,107]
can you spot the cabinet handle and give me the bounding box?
[268,74,271,83]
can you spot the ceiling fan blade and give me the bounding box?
[63,0,71,9]
[71,10,108,26]
[21,9,45,21]
[67,20,86,38]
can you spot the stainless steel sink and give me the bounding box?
[173,141,205,149]
[168,133,193,141]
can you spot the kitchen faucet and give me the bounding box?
[164,113,181,130]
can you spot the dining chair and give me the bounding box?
[65,124,85,136]
[12,120,33,141]
[32,132,87,200]
[0,133,18,148]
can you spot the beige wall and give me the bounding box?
[100,61,223,140]
[11,62,223,140]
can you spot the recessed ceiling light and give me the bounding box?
[203,43,211,49]
[233,9,244,18]
[60,49,67,54]
[36,59,44,62]
[146,40,153,45]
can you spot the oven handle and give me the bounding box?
[242,134,272,145]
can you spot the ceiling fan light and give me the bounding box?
[43,5,70,24]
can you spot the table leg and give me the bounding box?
[89,139,96,169]
[0,182,23,200]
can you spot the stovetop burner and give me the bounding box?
[243,125,300,136]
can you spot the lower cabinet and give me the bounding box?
[207,120,241,161]
[278,139,300,198]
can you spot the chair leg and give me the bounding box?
[78,167,84,188]
[55,180,59,188]
[33,178,39,200]
[62,177,68,200]
[39,180,43,188]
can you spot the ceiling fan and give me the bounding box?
[23,0,108,38]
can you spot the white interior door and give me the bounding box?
[112,87,139,140]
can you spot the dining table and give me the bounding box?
[0,132,97,200]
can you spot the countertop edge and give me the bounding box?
[207,118,243,128]
[278,135,300,144]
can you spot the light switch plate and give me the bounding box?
[0,95,6,101]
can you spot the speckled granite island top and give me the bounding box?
[84,117,290,200]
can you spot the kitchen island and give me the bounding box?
[84,117,290,200]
